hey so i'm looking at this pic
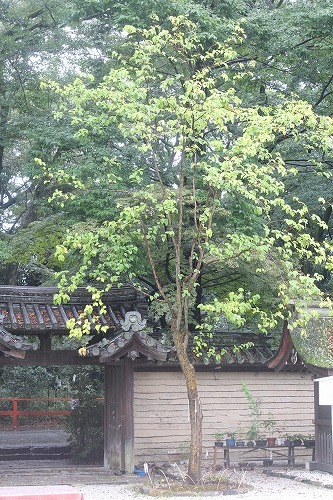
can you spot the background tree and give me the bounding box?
[2,0,333,290]
[47,17,333,481]
[0,0,118,285]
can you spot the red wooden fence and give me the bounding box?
[0,397,72,429]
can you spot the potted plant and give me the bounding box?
[214,432,224,448]
[303,434,315,448]
[263,415,277,447]
[284,434,294,446]
[255,436,268,447]
[242,383,268,446]
[225,432,236,447]
[246,423,258,446]
[236,431,245,447]
[276,428,285,446]
[235,425,245,446]
[276,436,284,446]
[291,434,304,446]
[284,433,305,446]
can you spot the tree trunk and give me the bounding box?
[186,363,203,484]
[173,327,203,484]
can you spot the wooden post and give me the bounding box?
[104,359,134,473]
[13,399,18,429]
[39,334,51,351]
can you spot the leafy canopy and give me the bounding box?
[47,16,333,357]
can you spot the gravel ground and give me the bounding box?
[1,461,333,498]
[73,468,333,499]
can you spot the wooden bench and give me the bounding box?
[213,444,314,470]
[0,485,83,500]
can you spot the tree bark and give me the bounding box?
[173,326,203,484]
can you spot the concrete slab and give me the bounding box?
[0,430,69,448]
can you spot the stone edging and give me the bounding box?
[263,469,333,490]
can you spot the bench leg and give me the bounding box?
[224,449,230,468]
[288,446,295,467]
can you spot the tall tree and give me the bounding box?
[0,0,97,284]
[48,17,333,481]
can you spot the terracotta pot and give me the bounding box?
[267,437,276,447]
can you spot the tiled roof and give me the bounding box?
[0,286,300,369]
[187,332,275,366]
[0,286,147,335]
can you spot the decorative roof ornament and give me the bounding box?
[0,325,38,358]
[120,311,146,332]
[86,310,170,363]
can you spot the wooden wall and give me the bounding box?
[134,370,315,464]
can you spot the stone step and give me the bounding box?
[0,463,137,487]
[0,445,71,461]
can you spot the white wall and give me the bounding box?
[134,370,314,464]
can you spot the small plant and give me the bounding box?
[289,433,305,445]
[235,427,245,441]
[291,433,305,441]
[242,382,279,441]
[242,381,261,440]
[246,423,259,441]
[262,415,277,437]
[214,432,224,447]
[303,435,315,448]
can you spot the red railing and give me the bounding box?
[0,397,72,429]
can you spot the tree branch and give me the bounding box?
[314,74,333,108]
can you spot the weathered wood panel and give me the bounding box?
[134,371,314,464]
[104,360,134,472]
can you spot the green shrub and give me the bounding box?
[66,392,104,463]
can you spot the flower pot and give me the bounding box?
[255,439,267,447]
[303,439,315,448]
[267,437,276,447]
[236,441,245,447]
[226,438,236,447]
[247,441,254,447]
[215,441,224,448]
[134,468,146,477]
[284,439,293,446]
[293,439,302,446]
[263,459,273,466]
